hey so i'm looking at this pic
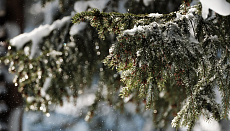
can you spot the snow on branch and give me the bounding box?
[10,16,71,58]
[200,0,230,19]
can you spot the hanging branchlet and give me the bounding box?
[98,4,229,130]
[0,12,125,120]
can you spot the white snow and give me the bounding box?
[10,33,31,50]
[175,7,199,44]
[176,13,182,19]
[109,44,115,54]
[123,93,134,103]
[123,22,159,36]
[188,7,198,13]
[66,42,76,47]
[200,0,230,19]
[69,22,87,36]
[49,16,70,30]
[74,1,89,13]
[28,25,50,58]
[47,50,62,57]
[10,16,71,58]
[24,46,30,56]
[199,116,221,131]
[123,25,145,35]
[74,0,109,13]
[41,77,52,97]
[189,36,199,43]
[148,13,163,18]
[176,7,197,20]
[26,97,35,103]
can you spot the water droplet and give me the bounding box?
[56,61,60,65]
[30,105,35,110]
[25,74,28,79]
[65,52,68,56]
[11,66,15,71]
[113,74,118,78]
[46,113,50,117]
[4,59,9,64]
[96,46,99,49]
[44,59,48,64]
[29,64,33,69]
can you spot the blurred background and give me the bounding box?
[0,0,228,131]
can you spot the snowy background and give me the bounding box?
[7,0,230,130]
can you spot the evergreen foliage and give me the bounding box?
[1,0,230,130]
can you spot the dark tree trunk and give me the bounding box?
[6,0,24,33]
[0,0,24,131]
